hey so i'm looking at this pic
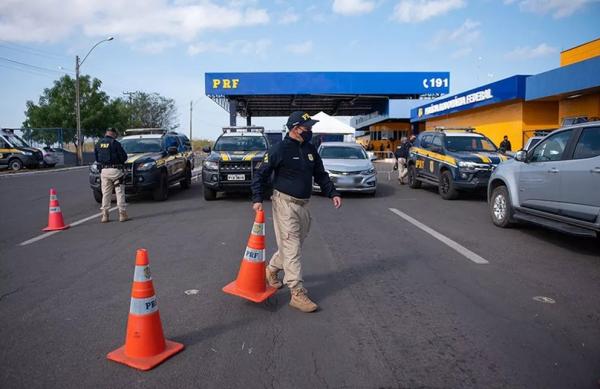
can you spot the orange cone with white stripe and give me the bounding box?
[43,188,69,231]
[107,249,183,371]
[223,210,277,303]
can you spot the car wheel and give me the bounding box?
[180,165,192,189]
[152,171,169,201]
[203,185,217,201]
[439,170,459,200]
[47,163,56,168]
[490,186,514,228]
[408,165,421,189]
[9,158,23,171]
[93,190,103,204]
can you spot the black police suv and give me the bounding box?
[407,128,509,200]
[89,128,195,202]
[201,127,269,201]
[0,129,44,171]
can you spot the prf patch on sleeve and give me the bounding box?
[307,153,314,161]
[263,153,269,163]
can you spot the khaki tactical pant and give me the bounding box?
[101,168,126,212]
[398,158,407,181]
[268,190,311,290]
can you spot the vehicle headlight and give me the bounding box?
[203,160,219,170]
[458,161,478,171]
[90,162,100,174]
[136,161,156,171]
[361,168,376,175]
[22,151,33,156]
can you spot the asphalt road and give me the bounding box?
[0,165,599,389]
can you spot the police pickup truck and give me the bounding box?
[201,126,269,201]
[89,128,194,202]
[0,128,44,171]
[407,128,508,199]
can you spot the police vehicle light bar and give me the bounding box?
[125,128,167,135]
[434,127,475,133]
[222,126,265,133]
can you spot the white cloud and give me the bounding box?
[505,43,558,59]
[285,41,314,55]
[433,19,481,46]
[0,0,270,43]
[187,39,271,58]
[332,0,376,15]
[505,0,596,18]
[279,10,300,24]
[392,0,466,23]
[135,40,176,54]
[451,47,473,59]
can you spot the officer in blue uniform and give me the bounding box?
[94,128,129,223]
[251,111,342,312]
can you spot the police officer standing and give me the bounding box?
[94,128,129,223]
[251,111,342,313]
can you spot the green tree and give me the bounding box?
[22,74,116,145]
[127,92,179,130]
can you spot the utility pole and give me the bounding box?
[189,100,193,140]
[75,55,82,165]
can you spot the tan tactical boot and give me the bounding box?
[266,267,283,289]
[101,210,109,223]
[119,210,129,222]
[289,287,318,313]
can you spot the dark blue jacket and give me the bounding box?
[94,135,128,166]
[251,135,339,202]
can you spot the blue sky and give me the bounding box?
[1,0,599,139]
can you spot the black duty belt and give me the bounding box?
[101,164,124,169]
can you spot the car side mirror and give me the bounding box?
[370,155,377,161]
[202,146,211,153]
[168,146,178,155]
[514,150,527,162]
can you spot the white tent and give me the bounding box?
[311,112,355,135]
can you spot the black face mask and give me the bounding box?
[300,130,313,143]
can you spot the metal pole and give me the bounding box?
[75,55,82,166]
[189,100,193,140]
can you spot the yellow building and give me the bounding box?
[411,38,600,150]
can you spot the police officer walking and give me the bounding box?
[251,111,342,313]
[94,128,129,223]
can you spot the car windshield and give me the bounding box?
[320,146,367,159]
[445,136,497,152]
[214,136,267,151]
[121,138,163,153]
[5,134,29,148]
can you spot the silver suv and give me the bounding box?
[488,121,600,238]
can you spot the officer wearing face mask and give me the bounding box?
[251,111,341,313]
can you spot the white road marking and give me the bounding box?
[0,166,88,179]
[18,206,118,246]
[388,208,489,264]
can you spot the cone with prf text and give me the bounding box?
[43,188,69,231]
[223,210,277,303]
[107,249,184,371]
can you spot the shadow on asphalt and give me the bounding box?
[172,318,253,347]
[515,224,600,257]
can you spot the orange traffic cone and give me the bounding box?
[43,188,70,231]
[107,249,184,371]
[223,210,277,303]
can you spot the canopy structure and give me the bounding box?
[205,72,450,125]
[312,112,355,135]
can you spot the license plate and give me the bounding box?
[337,176,354,185]
[227,174,245,181]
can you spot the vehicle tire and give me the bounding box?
[93,190,103,204]
[8,158,23,171]
[407,165,421,189]
[203,185,217,201]
[180,165,192,189]
[47,163,56,168]
[439,170,459,200]
[490,185,514,228]
[152,171,169,201]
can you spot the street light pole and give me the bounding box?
[75,37,114,166]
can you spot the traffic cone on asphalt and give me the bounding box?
[43,188,70,231]
[107,249,184,371]
[223,210,277,303]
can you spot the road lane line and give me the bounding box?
[18,206,118,247]
[388,208,489,264]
